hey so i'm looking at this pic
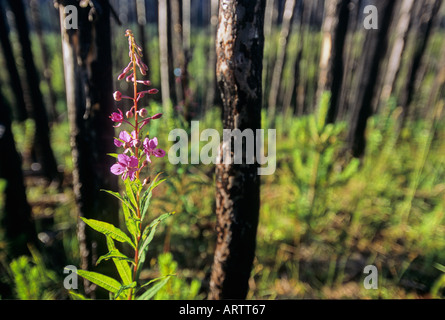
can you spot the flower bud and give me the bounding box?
[113,91,122,101]
[139,108,148,117]
[142,176,151,186]
[133,139,142,148]
[151,113,163,120]
[148,88,159,94]
[126,110,134,118]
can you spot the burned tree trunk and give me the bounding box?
[7,0,60,183]
[0,3,27,122]
[58,0,119,296]
[267,0,296,121]
[348,0,396,158]
[0,92,37,257]
[209,0,265,300]
[316,0,351,124]
[378,0,415,109]
[398,0,443,123]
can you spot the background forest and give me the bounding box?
[0,0,445,299]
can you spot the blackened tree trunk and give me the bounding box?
[0,93,37,257]
[0,3,27,122]
[30,0,59,123]
[347,0,396,158]
[58,0,119,297]
[398,0,443,124]
[267,0,296,121]
[316,0,351,124]
[7,0,60,182]
[209,0,265,300]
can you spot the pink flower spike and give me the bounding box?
[109,109,124,127]
[110,154,139,181]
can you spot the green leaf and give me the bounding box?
[114,281,137,300]
[140,173,166,222]
[136,212,174,279]
[68,291,90,300]
[107,153,119,159]
[80,217,136,249]
[96,249,134,266]
[122,204,139,241]
[137,276,171,300]
[106,237,133,286]
[124,179,139,212]
[77,269,123,296]
[101,189,134,212]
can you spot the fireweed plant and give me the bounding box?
[73,30,174,300]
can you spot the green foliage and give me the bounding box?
[153,252,203,300]
[6,247,59,300]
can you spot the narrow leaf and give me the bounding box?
[137,276,171,300]
[77,269,122,295]
[80,217,136,249]
[68,291,90,300]
[114,281,137,300]
[124,179,139,211]
[136,212,174,279]
[96,249,134,266]
[106,237,133,286]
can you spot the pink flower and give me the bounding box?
[143,137,166,163]
[110,154,139,181]
[109,109,124,127]
[114,130,139,153]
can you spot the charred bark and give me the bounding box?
[348,0,396,158]
[317,0,351,124]
[58,0,119,297]
[0,3,27,122]
[209,0,265,300]
[0,92,37,257]
[7,0,60,182]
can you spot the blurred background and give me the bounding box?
[0,0,444,299]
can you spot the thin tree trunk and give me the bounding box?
[0,3,27,122]
[158,0,171,112]
[348,0,396,158]
[58,0,120,297]
[30,0,59,123]
[398,0,443,124]
[170,0,191,121]
[209,0,265,300]
[378,0,415,110]
[7,0,60,183]
[267,0,296,120]
[0,93,37,258]
[316,0,351,124]
[337,0,362,122]
[205,0,220,111]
